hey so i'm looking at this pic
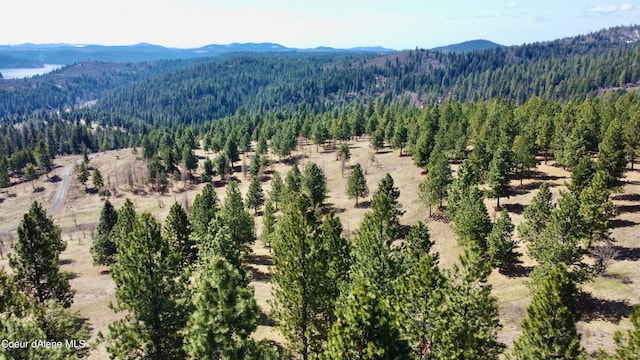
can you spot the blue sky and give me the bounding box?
[2,1,639,49]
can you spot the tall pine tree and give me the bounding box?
[108,213,188,359]
[513,264,584,359]
[10,201,74,307]
[90,199,118,266]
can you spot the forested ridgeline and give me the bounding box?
[1,25,640,122]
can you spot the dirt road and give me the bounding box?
[46,162,74,217]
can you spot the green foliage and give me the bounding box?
[112,198,137,250]
[597,119,628,186]
[302,162,327,206]
[9,201,74,307]
[579,171,616,246]
[350,174,404,294]
[164,201,195,268]
[606,305,640,359]
[245,176,265,214]
[486,146,512,207]
[413,130,435,169]
[91,168,104,190]
[396,222,434,273]
[512,134,536,184]
[453,187,491,251]
[487,209,518,273]
[323,280,412,360]
[90,199,118,266]
[392,122,408,156]
[444,241,503,359]
[517,182,553,244]
[346,163,369,206]
[528,190,588,283]
[394,254,448,359]
[108,213,188,360]
[337,142,350,161]
[269,171,285,211]
[261,200,276,250]
[183,256,277,359]
[189,183,219,240]
[74,161,89,188]
[446,159,478,218]
[285,164,302,194]
[220,181,255,258]
[569,154,596,194]
[272,195,344,360]
[513,264,584,359]
[419,149,452,213]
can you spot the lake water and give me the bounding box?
[0,64,63,79]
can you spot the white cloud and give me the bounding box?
[508,2,518,8]
[590,3,635,13]
[620,3,634,11]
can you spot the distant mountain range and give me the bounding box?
[0,42,397,68]
[431,39,505,53]
[0,38,511,69]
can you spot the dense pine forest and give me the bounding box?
[2,25,640,359]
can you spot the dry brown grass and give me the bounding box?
[2,140,640,359]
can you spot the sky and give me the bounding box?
[1,0,639,49]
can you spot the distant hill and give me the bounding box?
[431,39,504,53]
[0,42,396,65]
[0,52,43,68]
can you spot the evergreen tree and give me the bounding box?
[189,183,219,240]
[512,134,537,185]
[569,154,595,195]
[108,213,188,360]
[164,202,195,269]
[346,163,369,206]
[517,182,553,244]
[606,305,640,359]
[92,168,104,190]
[261,199,276,250]
[112,198,137,249]
[487,209,518,273]
[225,138,240,168]
[396,222,434,273]
[183,256,277,359]
[90,199,118,266]
[579,171,616,247]
[24,163,37,189]
[392,122,408,156]
[486,146,512,208]
[285,164,302,194]
[350,174,404,295]
[302,162,327,206]
[220,181,255,258]
[245,176,265,214]
[214,152,230,181]
[323,279,412,360]
[75,161,89,189]
[0,154,10,189]
[248,152,262,177]
[597,120,627,186]
[269,171,285,211]
[528,190,587,283]
[394,254,449,359]
[419,149,452,215]
[444,241,503,359]
[271,195,338,360]
[35,139,53,176]
[446,159,478,219]
[513,264,584,359]
[453,187,492,251]
[413,130,435,169]
[9,201,74,307]
[182,147,198,176]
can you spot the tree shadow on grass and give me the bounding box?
[502,202,526,215]
[610,219,639,228]
[247,265,271,282]
[577,291,634,324]
[617,204,640,214]
[612,245,640,261]
[257,308,276,327]
[248,254,273,266]
[501,264,534,278]
[612,193,640,202]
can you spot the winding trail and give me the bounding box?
[46,162,74,217]
[0,161,76,234]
